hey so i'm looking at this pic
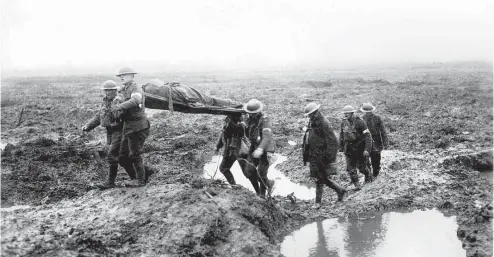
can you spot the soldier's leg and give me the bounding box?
[370,151,381,177]
[126,128,150,187]
[97,131,120,189]
[243,155,260,195]
[315,178,324,204]
[357,154,373,183]
[118,134,136,180]
[345,154,361,189]
[257,154,272,198]
[322,163,347,201]
[219,154,236,185]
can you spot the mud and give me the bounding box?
[1,65,493,256]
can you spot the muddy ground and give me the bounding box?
[1,62,493,256]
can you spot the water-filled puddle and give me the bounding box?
[203,154,315,200]
[281,209,466,257]
[479,171,493,182]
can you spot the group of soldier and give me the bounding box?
[215,99,388,207]
[83,67,389,207]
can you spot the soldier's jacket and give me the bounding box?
[339,116,372,154]
[216,116,246,157]
[244,113,275,153]
[303,112,339,165]
[362,112,389,152]
[85,96,123,144]
[116,82,150,134]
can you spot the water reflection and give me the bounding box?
[203,154,316,200]
[281,209,465,257]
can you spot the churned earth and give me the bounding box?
[1,62,493,256]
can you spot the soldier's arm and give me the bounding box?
[339,123,344,152]
[85,113,101,132]
[116,84,142,110]
[358,119,372,153]
[257,116,273,151]
[322,121,336,150]
[216,131,224,150]
[378,116,389,148]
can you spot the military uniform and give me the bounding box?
[362,112,388,177]
[113,81,150,186]
[339,116,372,185]
[215,115,246,185]
[85,96,135,186]
[303,111,346,203]
[243,113,275,197]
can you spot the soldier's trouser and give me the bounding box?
[104,129,124,183]
[119,128,150,184]
[219,154,237,185]
[345,153,371,183]
[370,151,382,177]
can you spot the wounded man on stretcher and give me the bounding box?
[142,79,246,115]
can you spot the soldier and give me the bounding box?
[214,114,246,185]
[360,102,389,178]
[82,80,133,189]
[242,99,275,198]
[339,105,373,190]
[111,67,151,187]
[302,103,347,208]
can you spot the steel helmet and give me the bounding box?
[341,105,356,113]
[244,99,263,114]
[360,102,376,113]
[116,67,137,77]
[303,102,321,116]
[101,80,118,90]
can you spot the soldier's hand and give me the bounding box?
[81,126,88,133]
[363,151,369,157]
[252,148,264,158]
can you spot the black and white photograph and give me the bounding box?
[1,0,492,256]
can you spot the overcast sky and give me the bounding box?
[1,0,492,74]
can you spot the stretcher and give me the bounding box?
[142,79,246,115]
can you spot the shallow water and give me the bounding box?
[203,154,316,200]
[479,171,493,182]
[280,209,466,257]
[0,204,32,212]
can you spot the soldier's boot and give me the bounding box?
[125,159,146,187]
[364,170,374,183]
[120,158,137,180]
[325,178,347,202]
[259,184,267,198]
[248,174,260,195]
[315,184,323,203]
[312,184,324,209]
[373,167,380,178]
[144,165,157,184]
[259,177,270,198]
[222,170,236,185]
[349,170,361,190]
[96,164,118,190]
[267,179,275,197]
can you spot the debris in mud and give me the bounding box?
[442,150,493,171]
[23,137,57,147]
